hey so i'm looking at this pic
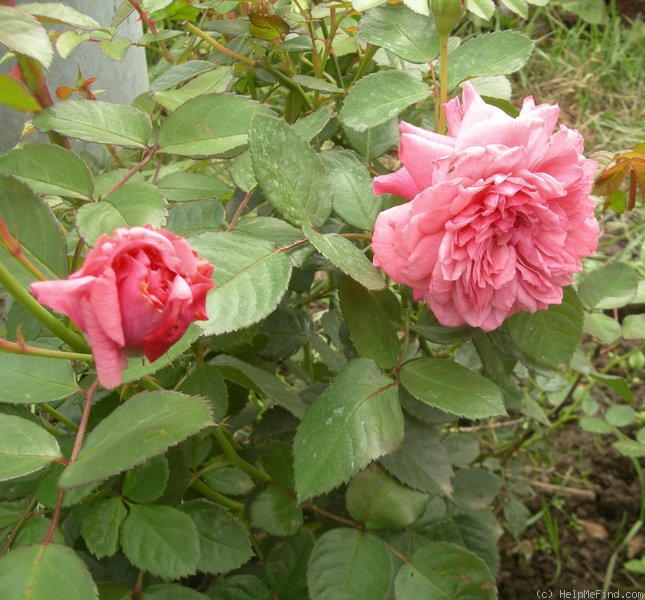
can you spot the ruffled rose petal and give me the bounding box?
[371,82,598,331]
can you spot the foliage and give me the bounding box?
[0,0,643,598]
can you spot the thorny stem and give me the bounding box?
[183,22,313,109]
[105,145,159,197]
[228,189,255,230]
[0,217,48,281]
[127,0,175,63]
[43,379,99,545]
[0,337,93,362]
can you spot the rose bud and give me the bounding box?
[31,225,214,389]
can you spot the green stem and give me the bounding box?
[0,262,90,354]
[40,403,79,432]
[183,21,257,66]
[190,478,244,512]
[213,427,271,484]
[44,379,98,545]
[437,32,449,134]
[351,44,378,86]
[0,338,93,362]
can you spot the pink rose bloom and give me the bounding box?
[31,225,214,389]
[372,82,598,331]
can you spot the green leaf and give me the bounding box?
[506,286,583,370]
[0,414,62,481]
[293,359,403,501]
[0,175,68,283]
[158,93,269,157]
[157,172,230,201]
[79,497,127,559]
[467,0,496,19]
[380,419,453,495]
[211,354,306,419]
[142,584,209,600]
[394,541,496,599]
[120,323,202,384]
[578,263,638,309]
[56,30,90,59]
[320,150,383,229]
[0,543,98,600]
[447,31,534,90]
[307,528,392,600]
[500,0,528,18]
[249,112,332,228]
[0,354,78,405]
[583,312,621,344]
[605,404,636,428]
[0,6,53,68]
[19,2,101,29]
[344,119,400,161]
[123,455,169,503]
[180,500,254,575]
[400,358,506,419]
[346,465,428,528]
[179,364,229,422]
[451,468,501,510]
[340,71,431,132]
[150,60,217,91]
[120,504,200,579]
[249,488,303,536]
[266,531,313,599]
[563,0,607,24]
[424,513,500,577]
[58,391,214,489]
[76,182,166,245]
[98,37,131,61]
[202,467,254,496]
[260,307,312,361]
[165,199,225,237]
[33,100,152,149]
[0,74,42,112]
[206,575,272,600]
[0,145,94,199]
[304,227,386,291]
[358,4,440,64]
[612,440,645,458]
[579,417,613,434]
[623,314,645,340]
[153,68,234,111]
[338,277,400,368]
[188,231,293,337]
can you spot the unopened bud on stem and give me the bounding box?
[431,0,463,35]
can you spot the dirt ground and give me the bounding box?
[498,424,645,598]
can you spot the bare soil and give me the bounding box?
[498,424,645,597]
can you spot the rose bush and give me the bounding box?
[372,82,599,331]
[30,225,214,388]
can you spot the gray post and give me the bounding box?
[0,0,149,155]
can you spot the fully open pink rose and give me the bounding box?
[372,82,599,331]
[31,225,214,389]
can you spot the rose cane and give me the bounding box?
[371,83,599,331]
[31,225,214,389]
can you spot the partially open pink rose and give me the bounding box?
[31,225,214,389]
[372,82,599,331]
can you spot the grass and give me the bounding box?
[514,4,645,153]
